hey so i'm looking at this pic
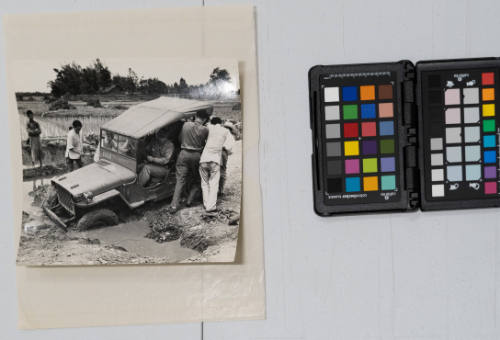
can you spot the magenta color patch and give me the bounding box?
[485,182,497,194]
[484,166,497,179]
[345,159,360,174]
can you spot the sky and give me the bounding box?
[11,57,240,93]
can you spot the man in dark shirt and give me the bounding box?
[26,110,42,168]
[138,128,175,187]
[169,110,209,212]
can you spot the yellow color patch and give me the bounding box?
[483,88,495,101]
[363,176,378,191]
[360,85,375,101]
[344,141,359,156]
[483,103,495,117]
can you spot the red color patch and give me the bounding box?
[361,122,377,137]
[343,122,358,138]
[482,72,495,85]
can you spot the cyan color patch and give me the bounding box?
[381,175,396,190]
[361,104,376,119]
[484,150,497,164]
[342,86,358,101]
[484,135,496,148]
[345,177,361,192]
[379,121,394,136]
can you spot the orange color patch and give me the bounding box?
[360,85,375,101]
[363,176,378,191]
[483,88,495,101]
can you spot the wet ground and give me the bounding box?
[17,141,242,265]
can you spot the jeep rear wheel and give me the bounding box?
[76,209,119,231]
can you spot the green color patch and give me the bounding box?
[483,119,496,133]
[381,175,396,190]
[362,158,378,173]
[380,139,395,154]
[342,105,358,120]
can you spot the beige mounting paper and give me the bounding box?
[4,5,265,328]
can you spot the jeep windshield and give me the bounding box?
[100,129,137,158]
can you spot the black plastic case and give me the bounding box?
[309,57,500,216]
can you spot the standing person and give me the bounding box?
[169,110,209,213]
[65,120,83,171]
[218,121,236,196]
[25,110,42,169]
[138,128,175,187]
[199,117,233,212]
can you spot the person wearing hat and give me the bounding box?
[25,110,43,169]
[138,128,175,187]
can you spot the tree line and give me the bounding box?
[46,59,237,99]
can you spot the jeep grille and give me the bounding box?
[56,186,75,215]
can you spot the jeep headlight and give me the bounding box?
[82,191,94,202]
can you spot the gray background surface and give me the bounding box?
[2,0,500,339]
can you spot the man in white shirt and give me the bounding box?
[199,117,234,212]
[65,120,83,171]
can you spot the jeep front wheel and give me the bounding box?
[76,209,119,231]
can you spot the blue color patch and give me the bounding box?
[484,150,497,164]
[345,177,361,192]
[342,86,358,101]
[361,104,376,119]
[379,121,394,136]
[484,135,496,148]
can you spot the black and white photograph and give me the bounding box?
[15,58,242,265]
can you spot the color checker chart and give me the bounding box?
[419,60,500,210]
[323,83,398,198]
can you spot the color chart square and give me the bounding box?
[465,164,481,181]
[463,87,479,104]
[445,88,460,105]
[484,166,497,179]
[381,175,396,190]
[430,138,443,151]
[464,107,480,123]
[447,165,463,181]
[485,182,497,194]
[482,72,495,85]
[361,140,377,155]
[446,146,462,163]
[378,103,393,118]
[360,85,375,101]
[326,142,341,157]
[378,84,393,100]
[362,158,378,173]
[327,160,342,175]
[432,169,444,181]
[380,139,395,154]
[484,135,496,148]
[343,105,358,120]
[380,157,395,172]
[363,176,378,191]
[345,177,361,192]
[483,104,495,117]
[483,119,496,132]
[360,104,376,119]
[446,127,462,143]
[483,88,495,101]
[361,122,376,137]
[432,184,445,197]
[465,145,481,162]
[327,178,342,193]
[343,122,358,138]
[431,153,443,166]
[345,159,360,174]
[379,121,394,136]
[324,87,339,102]
[484,150,496,163]
[344,141,359,156]
[342,86,358,101]
[464,126,480,143]
[325,105,340,120]
[325,123,340,139]
[445,108,461,124]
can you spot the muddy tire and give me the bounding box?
[76,209,119,231]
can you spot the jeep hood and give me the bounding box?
[52,160,136,197]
